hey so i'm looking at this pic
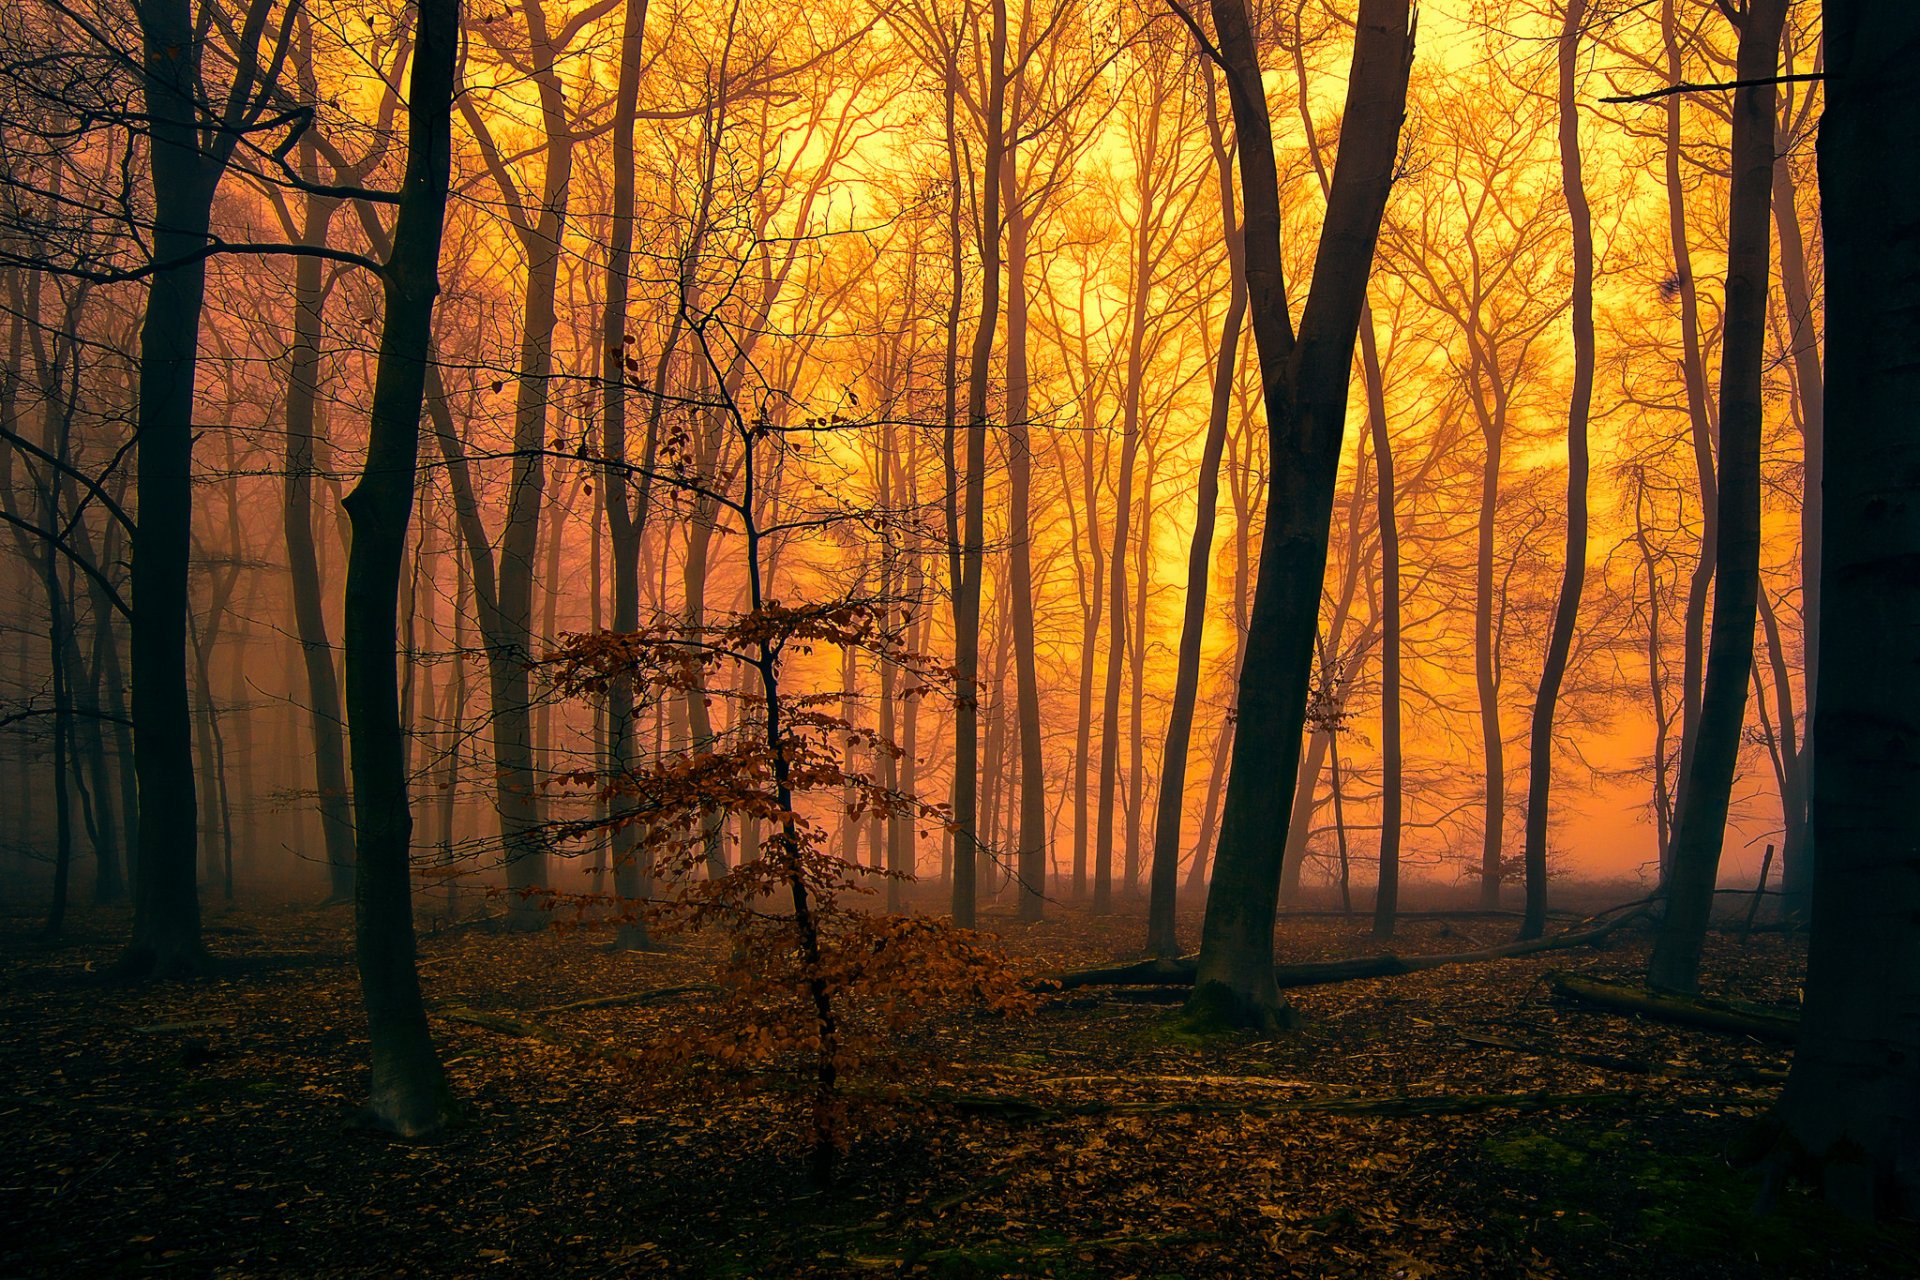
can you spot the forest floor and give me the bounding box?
[2,894,1915,1279]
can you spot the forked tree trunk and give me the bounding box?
[1187,0,1414,1031]
[1778,2,1920,1214]
[1647,0,1788,995]
[339,0,459,1136]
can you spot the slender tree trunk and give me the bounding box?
[1148,64,1244,957]
[1647,0,1787,994]
[951,0,1007,930]
[1003,152,1046,922]
[339,0,459,1135]
[1662,0,1721,883]
[1095,69,1164,914]
[1363,316,1399,940]
[1771,99,1822,920]
[1519,0,1596,940]
[283,140,357,904]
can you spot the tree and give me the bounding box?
[1646,0,1789,994]
[1146,54,1244,957]
[1182,0,1416,1030]
[120,0,298,979]
[1519,0,1597,940]
[339,0,460,1137]
[1774,0,1920,1219]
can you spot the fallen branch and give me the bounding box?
[1454,1028,1787,1082]
[1048,905,1651,992]
[930,1086,1694,1123]
[524,984,716,1015]
[1547,973,1800,1043]
[437,1005,641,1066]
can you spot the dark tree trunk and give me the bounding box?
[339,0,459,1136]
[1771,91,1823,921]
[1777,0,1920,1217]
[1519,0,1596,941]
[284,141,357,905]
[1003,145,1047,923]
[950,0,1007,930]
[601,0,656,951]
[1148,62,1244,958]
[1647,0,1788,994]
[120,0,222,980]
[1187,0,1415,1030]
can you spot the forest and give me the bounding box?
[1,0,1916,1275]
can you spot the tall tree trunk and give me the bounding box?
[600,0,657,951]
[1148,63,1244,957]
[120,0,230,979]
[1095,64,1165,914]
[1647,0,1788,994]
[1003,147,1047,923]
[283,125,357,905]
[340,0,459,1135]
[1187,0,1414,1031]
[1362,318,1399,940]
[1519,0,1596,941]
[1771,90,1822,920]
[950,0,1007,930]
[1662,0,1721,884]
[1777,2,1920,1214]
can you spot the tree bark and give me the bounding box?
[1148,62,1243,958]
[1647,0,1787,994]
[1777,0,1920,1218]
[339,0,460,1136]
[1003,133,1047,922]
[950,0,1007,930]
[1520,0,1596,941]
[1188,0,1414,1030]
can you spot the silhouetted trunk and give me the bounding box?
[1778,4,1920,1213]
[1519,0,1595,941]
[1647,0,1786,995]
[1771,95,1822,920]
[120,0,230,979]
[1363,317,1399,941]
[1148,65,1244,957]
[950,0,1006,930]
[1661,0,1720,884]
[601,0,657,950]
[283,124,357,905]
[1187,0,1414,1030]
[339,0,459,1135]
[1095,66,1164,914]
[1003,146,1046,922]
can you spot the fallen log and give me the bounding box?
[1047,905,1651,993]
[1546,973,1800,1043]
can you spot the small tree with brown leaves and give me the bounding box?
[540,366,1030,1184]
